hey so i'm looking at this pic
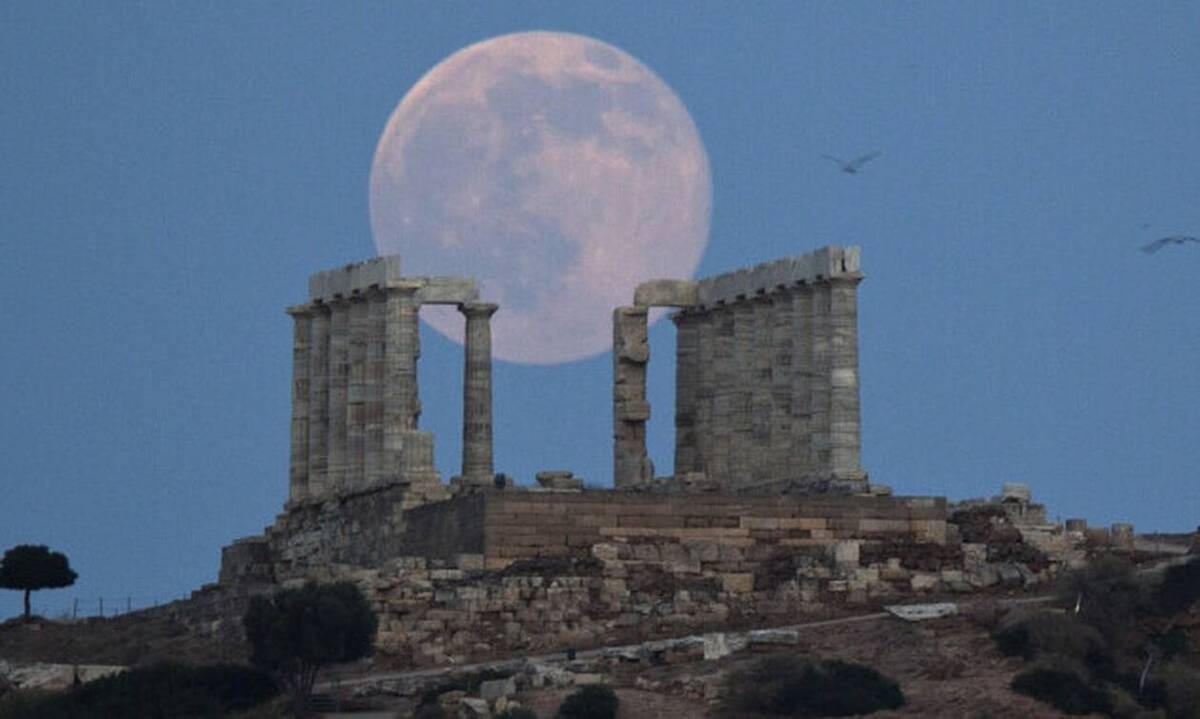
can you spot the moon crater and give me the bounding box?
[370,31,711,364]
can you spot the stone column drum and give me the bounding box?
[460,302,498,484]
[613,305,651,488]
[326,298,350,492]
[383,282,422,477]
[306,303,331,497]
[286,305,312,502]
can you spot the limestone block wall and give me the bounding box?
[478,491,946,570]
[615,246,868,492]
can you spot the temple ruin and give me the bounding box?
[614,245,867,492]
[165,245,1149,669]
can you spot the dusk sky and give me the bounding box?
[2,2,1198,620]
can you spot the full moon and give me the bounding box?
[369,32,711,364]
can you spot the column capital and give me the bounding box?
[285,304,315,318]
[386,279,425,297]
[459,301,499,318]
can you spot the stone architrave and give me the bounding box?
[286,305,312,502]
[613,305,651,488]
[327,297,350,492]
[306,303,331,497]
[460,302,498,484]
[346,294,368,489]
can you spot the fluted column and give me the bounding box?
[363,289,386,486]
[672,311,700,474]
[828,274,866,487]
[808,281,832,478]
[306,303,331,496]
[286,305,312,503]
[383,282,422,478]
[788,284,813,479]
[346,294,368,490]
[327,297,350,492]
[613,305,651,488]
[459,302,498,483]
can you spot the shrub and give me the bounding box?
[1157,557,1200,614]
[1059,556,1151,646]
[722,655,904,717]
[243,581,377,716]
[1011,664,1112,716]
[0,662,277,719]
[555,684,619,719]
[992,611,1108,672]
[1160,664,1200,719]
[497,708,539,719]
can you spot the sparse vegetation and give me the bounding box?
[555,684,619,719]
[993,611,1108,670]
[1011,662,1113,716]
[0,661,277,719]
[721,654,905,717]
[1157,557,1200,614]
[0,545,78,621]
[243,582,377,717]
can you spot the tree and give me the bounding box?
[0,544,77,620]
[243,581,377,717]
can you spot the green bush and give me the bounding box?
[1011,664,1112,716]
[1157,557,1200,614]
[1160,664,1200,719]
[555,684,619,719]
[1060,556,1151,646]
[992,611,1110,675]
[722,655,904,717]
[0,662,277,719]
[496,708,539,719]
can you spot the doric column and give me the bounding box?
[383,282,422,478]
[808,281,832,479]
[459,302,498,483]
[708,305,736,486]
[672,311,700,474]
[828,274,866,487]
[613,305,651,488]
[363,289,386,487]
[768,288,795,484]
[285,305,312,503]
[306,303,331,497]
[346,294,368,490]
[749,294,774,486]
[788,284,813,479]
[327,297,350,492]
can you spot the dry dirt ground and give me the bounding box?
[0,608,1147,718]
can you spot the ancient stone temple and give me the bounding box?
[283,256,498,506]
[614,245,867,493]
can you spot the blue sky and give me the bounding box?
[2,2,1198,620]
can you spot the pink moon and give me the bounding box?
[369,32,711,364]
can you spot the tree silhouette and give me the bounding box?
[0,544,78,620]
[243,582,377,717]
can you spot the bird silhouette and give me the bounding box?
[822,150,881,174]
[1140,236,1200,254]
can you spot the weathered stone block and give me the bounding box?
[634,279,699,307]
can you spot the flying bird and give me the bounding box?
[1140,236,1200,254]
[822,150,881,174]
